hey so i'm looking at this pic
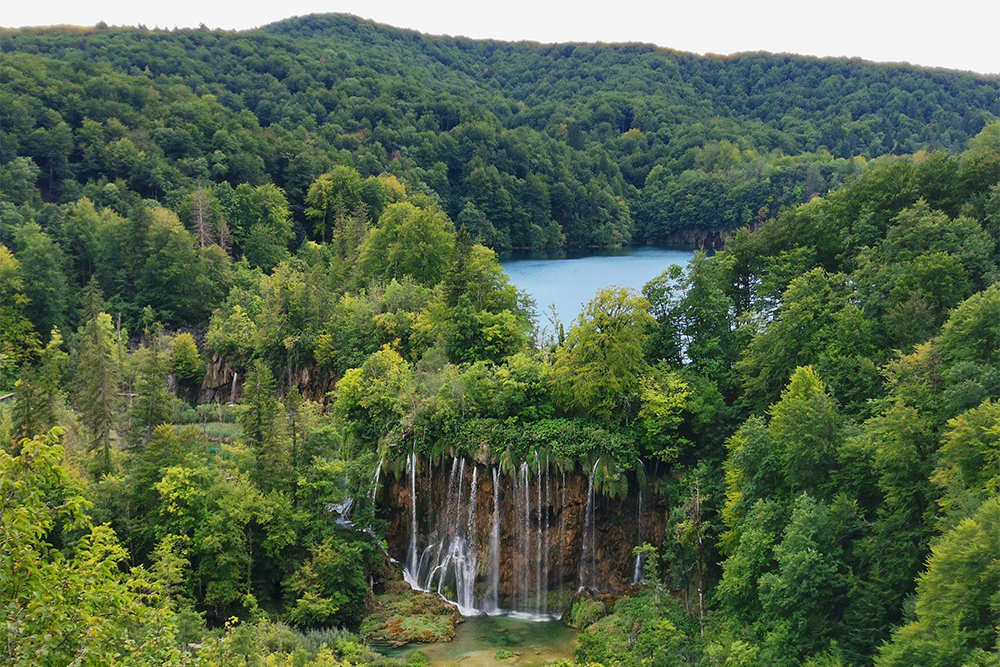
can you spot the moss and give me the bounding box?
[564,595,608,630]
[360,582,463,647]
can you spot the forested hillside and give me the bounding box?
[1,15,999,667]
[2,14,998,249]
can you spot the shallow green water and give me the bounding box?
[377,615,578,667]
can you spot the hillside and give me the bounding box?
[2,13,998,248]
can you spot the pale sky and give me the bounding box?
[3,0,998,75]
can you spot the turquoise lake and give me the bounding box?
[500,246,696,333]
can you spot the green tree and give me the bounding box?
[13,222,69,339]
[358,202,455,286]
[757,494,853,667]
[128,331,172,448]
[931,399,1000,526]
[552,287,654,424]
[1,428,186,666]
[239,359,286,489]
[0,245,40,391]
[170,331,205,391]
[286,536,370,628]
[875,497,1000,667]
[637,367,692,463]
[11,364,47,443]
[73,281,124,473]
[216,182,294,270]
[334,345,411,446]
[768,366,843,499]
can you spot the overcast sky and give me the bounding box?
[3,0,998,75]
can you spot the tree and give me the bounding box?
[284,386,305,497]
[239,359,286,489]
[334,345,411,446]
[931,399,1000,526]
[738,268,873,415]
[358,202,456,286]
[286,537,370,628]
[128,331,172,448]
[758,495,853,667]
[637,367,692,463]
[768,366,843,499]
[875,497,1000,667]
[215,182,294,270]
[182,186,221,248]
[170,332,205,392]
[551,287,654,424]
[642,264,686,365]
[0,245,40,391]
[13,222,69,339]
[1,428,186,666]
[73,281,124,473]
[11,364,47,443]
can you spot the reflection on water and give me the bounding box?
[500,246,696,334]
[377,615,579,666]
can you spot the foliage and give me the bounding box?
[1,429,188,666]
[551,287,654,424]
[0,20,996,666]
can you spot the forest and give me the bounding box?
[1,13,999,667]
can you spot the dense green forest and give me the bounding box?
[2,14,998,250]
[2,14,999,667]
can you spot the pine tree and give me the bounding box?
[129,332,171,448]
[238,359,286,489]
[74,280,123,473]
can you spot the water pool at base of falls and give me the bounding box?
[376,614,579,666]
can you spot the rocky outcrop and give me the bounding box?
[199,356,337,405]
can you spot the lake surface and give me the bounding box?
[377,615,579,666]
[501,246,695,333]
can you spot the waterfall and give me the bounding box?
[487,466,501,613]
[558,470,567,590]
[400,453,632,621]
[517,462,531,611]
[534,451,543,616]
[230,372,237,404]
[542,453,550,615]
[405,457,484,616]
[579,458,600,592]
[370,458,383,502]
[631,462,646,585]
[406,447,418,581]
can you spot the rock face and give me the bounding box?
[199,357,336,405]
[379,454,667,618]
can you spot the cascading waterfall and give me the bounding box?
[516,461,531,611]
[534,451,543,616]
[578,459,600,592]
[487,466,501,613]
[542,453,550,616]
[405,447,418,587]
[370,459,383,502]
[399,452,648,620]
[558,470,567,589]
[405,457,483,616]
[631,462,646,585]
[230,372,238,404]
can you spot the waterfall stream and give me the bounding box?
[631,461,646,585]
[578,459,600,592]
[399,453,650,620]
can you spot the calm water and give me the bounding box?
[377,615,579,666]
[501,246,695,332]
